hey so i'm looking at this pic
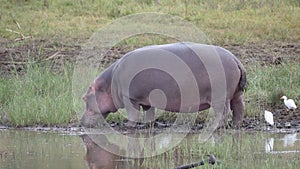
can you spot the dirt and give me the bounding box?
[0,40,81,75]
[2,40,299,73]
[0,40,299,133]
[242,106,300,132]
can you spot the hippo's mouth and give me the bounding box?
[80,112,102,128]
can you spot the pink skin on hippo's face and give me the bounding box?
[81,79,116,128]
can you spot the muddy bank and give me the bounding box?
[1,113,299,134]
[0,40,81,75]
[1,40,300,73]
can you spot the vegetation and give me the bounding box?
[1,0,299,44]
[245,61,300,117]
[0,61,75,126]
[0,0,299,126]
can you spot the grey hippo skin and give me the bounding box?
[81,42,247,128]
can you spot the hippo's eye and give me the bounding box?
[82,96,87,102]
[98,86,106,92]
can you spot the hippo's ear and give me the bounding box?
[94,78,108,92]
[80,134,87,139]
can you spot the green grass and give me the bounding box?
[0,0,299,44]
[0,61,75,126]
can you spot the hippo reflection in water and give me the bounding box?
[81,134,143,169]
[80,42,247,128]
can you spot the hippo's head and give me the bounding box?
[80,134,119,169]
[80,78,117,128]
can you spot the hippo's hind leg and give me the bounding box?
[230,93,245,127]
[124,97,140,128]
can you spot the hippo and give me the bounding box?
[80,42,247,128]
[81,134,143,169]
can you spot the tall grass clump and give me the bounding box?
[0,62,75,126]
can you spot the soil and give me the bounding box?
[0,40,299,133]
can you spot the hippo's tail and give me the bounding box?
[235,58,247,91]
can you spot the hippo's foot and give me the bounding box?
[216,120,229,130]
[231,122,242,129]
[225,120,242,129]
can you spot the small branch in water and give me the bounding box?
[207,154,216,165]
[174,155,217,169]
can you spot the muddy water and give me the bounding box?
[0,129,299,169]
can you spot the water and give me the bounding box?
[0,129,299,169]
[0,130,86,169]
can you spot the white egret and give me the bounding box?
[283,133,297,147]
[280,96,297,110]
[264,110,274,126]
[265,138,274,153]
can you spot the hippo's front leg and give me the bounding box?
[123,97,140,128]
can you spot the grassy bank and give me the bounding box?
[0,0,299,126]
[1,0,299,44]
[0,61,75,126]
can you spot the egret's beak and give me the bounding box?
[280,96,284,99]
